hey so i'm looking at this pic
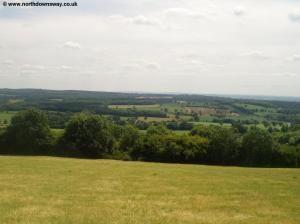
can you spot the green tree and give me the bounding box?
[119,125,140,152]
[206,127,240,164]
[63,113,115,158]
[191,125,219,139]
[232,123,247,134]
[174,135,208,163]
[179,121,193,130]
[3,109,53,153]
[241,127,277,166]
[191,125,239,164]
[131,134,166,162]
[147,125,170,135]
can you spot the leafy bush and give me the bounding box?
[206,128,240,164]
[2,109,53,154]
[131,132,208,163]
[191,125,219,138]
[146,125,171,135]
[63,113,115,158]
[241,127,278,166]
[118,125,140,153]
[272,145,300,167]
[191,125,240,164]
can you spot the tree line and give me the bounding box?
[0,109,299,167]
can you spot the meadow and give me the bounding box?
[0,156,299,224]
[108,104,161,111]
[0,111,16,123]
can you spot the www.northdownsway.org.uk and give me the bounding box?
[2,1,78,7]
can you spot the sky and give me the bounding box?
[0,0,300,96]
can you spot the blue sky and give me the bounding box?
[0,0,300,96]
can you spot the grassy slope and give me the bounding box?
[0,156,299,224]
[0,111,17,123]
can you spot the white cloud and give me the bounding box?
[20,70,36,76]
[181,53,200,60]
[22,64,45,70]
[2,60,14,65]
[164,8,206,19]
[289,12,300,22]
[120,60,160,71]
[275,73,298,78]
[287,54,300,61]
[83,70,97,75]
[58,65,73,71]
[63,41,81,50]
[109,14,125,20]
[240,51,269,60]
[188,60,203,66]
[120,64,141,71]
[19,64,45,76]
[145,62,160,70]
[130,15,162,26]
[233,6,246,16]
[109,14,163,28]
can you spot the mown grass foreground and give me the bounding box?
[0,156,299,224]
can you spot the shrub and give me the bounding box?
[130,133,208,163]
[272,145,300,167]
[146,125,170,135]
[131,133,166,162]
[2,109,53,154]
[191,125,219,138]
[241,127,278,166]
[172,135,208,163]
[118,125,140,153]
[191,125,240,164]
[208,129,240,164]
[63,113,115,158]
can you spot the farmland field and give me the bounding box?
[109,104,161,111]
[51,128,65,138]
[191,121,232,127]
[137,116,174,122]
[0,111,17,126]
[0,156,299,224]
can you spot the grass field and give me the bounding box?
[0,111,17,123]
[161,103,185,113]
[0,111,17,128]
[51,129,65,138]
[235,103,277,113]
[137,116,174,122]
[0,156,299,224]
[109,104,161,111]
[191,121,232,127]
